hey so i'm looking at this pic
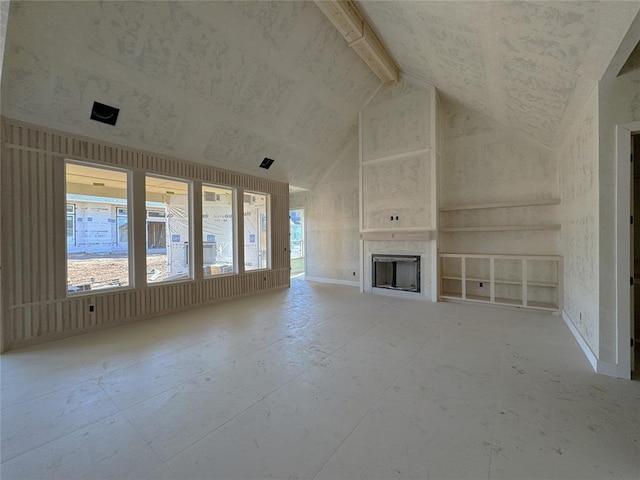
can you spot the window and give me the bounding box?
[243,191,269,271]
[145,175,191,283]
[116,207,128,244]
[66,161,130,293]
[289,208,304,276]
[289,209,304,259]
[147,210,166,218]
[66,204,76,246]
[202,185,235,276]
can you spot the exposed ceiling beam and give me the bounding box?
[314,0,399,86]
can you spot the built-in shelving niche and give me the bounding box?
[439,254,562,312]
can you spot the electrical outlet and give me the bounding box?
[88,304,95,313]
[352,271,356,276]
[479,282,483,287]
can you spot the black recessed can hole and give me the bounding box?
[260,157,275,169]
[90,101,120,126]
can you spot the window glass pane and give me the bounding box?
[116,207,128,244]
[117,218,128,244]
[290,209,304,259]
[243,192,269,271]
[66,204,76,245]
[66,162,129,293]
[202,185,235,276]
[146,175,191,283]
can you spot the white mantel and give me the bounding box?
[359,229,434,241]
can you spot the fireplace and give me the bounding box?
[372,254,421,293]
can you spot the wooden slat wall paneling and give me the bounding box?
[1,153,8,348]
[36,155,45,303]
[271,193,290,272]
[6,153,16,308]
[1,117,290,350]
[15,152,26,307]
[53,157,67,299]
[27,154,37,303]
[55,302,62,334]
[45,155,54,302]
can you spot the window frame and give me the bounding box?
[145,173,194,285]
[66,203,76,246]
[202,183,237,278]
[243,190,271,272]
[116,206,128,245]
[65,160,132,296]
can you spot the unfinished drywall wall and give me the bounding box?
[557,86,599,356]
[360,79,436,299]
[290,137,360,284]
[362,151,430,230]
[361,83,433,231]
[440,99,559,255]
[598,67,640,364]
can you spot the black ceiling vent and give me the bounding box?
[260,157,275,169]
[90,101,120,126]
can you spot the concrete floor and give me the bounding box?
[1,279,639,480]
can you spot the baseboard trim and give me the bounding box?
[305,276,359,287]
[561,311,630,379]
[596,360,624,378]
[562,311,598,372]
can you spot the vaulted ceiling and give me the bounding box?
[357,1,640,147]
[1,1,639,190]
[0,1,380,190]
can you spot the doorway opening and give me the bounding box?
[290,209,304,277]
[633,133,640,379]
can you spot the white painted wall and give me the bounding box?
[290,138,360,285]
[557,85,600,357]
[598,67,640,366]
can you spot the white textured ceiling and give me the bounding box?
[1,1,380,190]
[2,1,640,189]
[357,1,640,147]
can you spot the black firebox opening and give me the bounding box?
[372,254,420,293]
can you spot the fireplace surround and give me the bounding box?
[372,254,421,293]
